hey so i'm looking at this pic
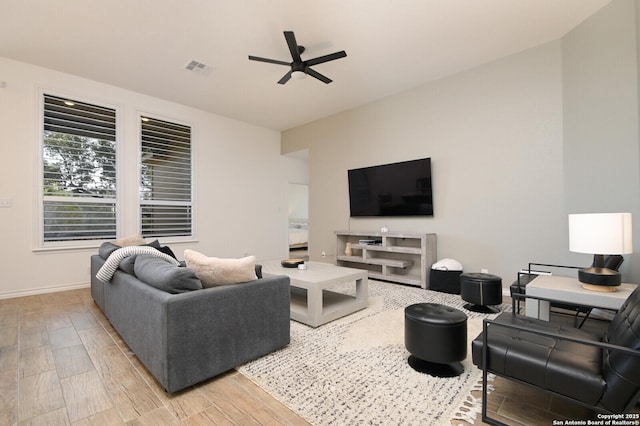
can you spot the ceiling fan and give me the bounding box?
[248,31,347,84]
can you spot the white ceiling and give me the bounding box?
[0,0,611,131]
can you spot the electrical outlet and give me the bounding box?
[481,268,488,274]
[321,251,326,258]
[0,198,12,208]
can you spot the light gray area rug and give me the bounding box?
[239,280,504,426]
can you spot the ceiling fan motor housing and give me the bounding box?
[248,31,346,84]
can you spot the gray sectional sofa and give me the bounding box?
[90,247,291,393]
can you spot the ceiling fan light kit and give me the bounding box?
[249,31,346,84]
[291,71,306,80]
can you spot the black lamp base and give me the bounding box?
[578,267,621,291]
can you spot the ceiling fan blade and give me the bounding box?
[306,51,347,67]
[284,31,302,63]
[248,55,290,66]
[306,68,332,84]
[278,70,293,84]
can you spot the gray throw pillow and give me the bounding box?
[118,255,137,275]
[98,242,121,260]
[134,255,203,294]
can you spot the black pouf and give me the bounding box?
[404,303,467,377]
[429,269,463,294]
[460,272,503,313]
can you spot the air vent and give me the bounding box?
[184,60,213,75]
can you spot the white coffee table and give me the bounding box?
[262,260,368,327]
[525,275,637,321]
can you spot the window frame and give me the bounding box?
[36,90,122,250]
[138,113,196,243]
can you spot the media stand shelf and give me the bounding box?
[335,231,437,288]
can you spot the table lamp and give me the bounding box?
[568,212,632,291]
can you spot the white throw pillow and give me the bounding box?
[112,232,145,247]
[184,249,258,287]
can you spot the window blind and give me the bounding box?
[42,94,117,242]
[140,117,192,238]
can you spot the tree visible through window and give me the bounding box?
[42,94,117,243]
[140,117,192,238]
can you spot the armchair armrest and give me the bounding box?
[514,262,582,289]
[481,317,639,357]
[526,262,583,272]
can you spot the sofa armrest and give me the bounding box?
[162,276,290,392]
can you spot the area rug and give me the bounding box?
[238,280,505,426]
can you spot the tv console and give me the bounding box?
[335,231,437,288]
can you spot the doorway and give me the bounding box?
[287,183,309,259]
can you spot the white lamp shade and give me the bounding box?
[569,213,633,255]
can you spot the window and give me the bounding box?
[140,117,192,238]
[42,94,117,243]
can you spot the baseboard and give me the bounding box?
[0,282,90,300]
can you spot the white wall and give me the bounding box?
[562,0,640,280]
[0,57,289,298]
[288,184,309,220]
[283,41,566,282]
[282,0,640,286]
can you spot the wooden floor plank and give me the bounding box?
[0,370,17,425]
[60,370,114,422]
[72,407,125,426]
[52,344,95,379]
[0,325,18,347]
[20,407,70,426]
[19,345,55,377]
[99,368,164,422]
[157,386,213,422]
[0,344,18,373]
[19,325,50,350]
[48,326,82,350]
[18,370,65,421]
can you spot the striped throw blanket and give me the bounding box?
[96,246,180,282]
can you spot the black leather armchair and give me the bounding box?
[472,285,640,426]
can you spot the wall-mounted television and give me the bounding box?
[348,158,433,217]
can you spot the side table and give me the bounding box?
[525,275,637,321]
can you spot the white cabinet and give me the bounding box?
[335,231,437,288]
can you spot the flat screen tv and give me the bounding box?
[348,158,433,217]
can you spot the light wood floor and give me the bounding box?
[0,288,310,425]
[1,287,636,425]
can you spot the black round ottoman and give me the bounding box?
[404,303,467,377]
[460,272,503,313]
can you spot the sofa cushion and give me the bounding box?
[184,249,258,287]
[134,255,203,294]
